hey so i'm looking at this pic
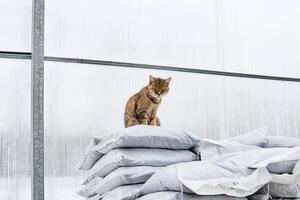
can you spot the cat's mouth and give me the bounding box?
[149,92,162,103]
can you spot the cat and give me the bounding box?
[124,75,171,128]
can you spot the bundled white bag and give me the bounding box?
[200,138,298,174]
[139,160,271,198]
[197,139,260,161]
[228,127,268,144]
[229,127,300,148]
[84,148,196,184]
[78,166,160,197]
[102,184,143,200]
[136,192,248,200]
[79,125,200,170]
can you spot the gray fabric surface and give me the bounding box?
[79,166,159,197]
[91,125,200,154]
[102,184,143,200]
[84,148,196,184]
[136,192,248,200]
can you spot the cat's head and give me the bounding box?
[147,75,171,101]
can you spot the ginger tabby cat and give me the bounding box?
[124,75,171,128]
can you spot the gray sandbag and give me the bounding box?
[92,125,200,153]
[79,125,200,170]
[78,166,159,197]
[102,184,143,200]
[269,160,300,198]
[266,160,297,174]
[247,185,269,200]
[84,148,197,184]
[138,161,271,198]
[136,191,248,200]
[79,137,103,170]
[86,194,101,200]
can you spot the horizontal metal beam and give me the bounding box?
[1,51,300,83]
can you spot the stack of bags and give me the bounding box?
[78,125,300,200]
[133,127,300,200]
[77,125,200,200]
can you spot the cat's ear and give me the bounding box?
[165,77,171,84]
[149,75,155,84]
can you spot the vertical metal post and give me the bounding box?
[31,0,44,199]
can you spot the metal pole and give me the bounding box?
[31,0,44,199]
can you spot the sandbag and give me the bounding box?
[79,125,200,170]
[228,127,268,145]
[230,127,300,148]
[139,160,271,198]
[136,192,248,200]
[269,160,300,198]
[92,125,200,153]
[198,139,260,161]
[84,148,196,184]
[79,137,103,170]
[247,185,269,200]
[102,184,143,200]
[78,166,159,197]
[177,161,271,197]
[86,194,101,200]
[266,160,297,174]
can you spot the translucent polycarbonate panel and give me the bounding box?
[0,59,31,200]
[45,0,220,70]
[222,0,300,78]
[223,77,300,139]
[44,61,226,200]
[44,61,300,200]
[0,1,31,51]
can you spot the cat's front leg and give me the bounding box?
[137,110,149,125]
[150,117,157,126]
[150,116,160,126]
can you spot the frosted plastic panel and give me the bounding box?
[44,61,226,200]
[0,59,31,200]
[45,0,220,70]
[224,77,300,138]
[222,0,300,78]
[45,61,300,200]
[0,1,31,51]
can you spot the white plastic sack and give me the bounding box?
[230,127,300,148]
[84,148,196,184]
[228,127,268,144]
[198,139,260,161]
[102,184,143,200]
[199,137,298,174]
[139,160,271,198]
[177,161,271,197]
[79,125,200,170]
[136,192,248,200]
[78,166,159,197]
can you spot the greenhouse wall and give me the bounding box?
[1,0,300,200]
